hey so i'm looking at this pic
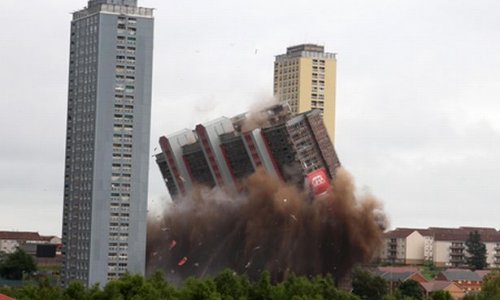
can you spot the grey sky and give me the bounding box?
[0,0,499,235]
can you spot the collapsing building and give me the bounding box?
[155,104,340,199]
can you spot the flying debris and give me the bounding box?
[169,239,177,250]
[147,161,386,285]
[177,256,188,266]
[161,227,169,231]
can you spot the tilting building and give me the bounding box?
[156,104,340,199]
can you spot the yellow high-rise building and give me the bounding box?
[274,44,337,142]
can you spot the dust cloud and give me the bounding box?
[147,167,387,284]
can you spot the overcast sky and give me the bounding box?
[0,0,499,236]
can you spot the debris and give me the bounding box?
[179,175,185,182]
[194,262,199,267]
[290,214,297,221]
[253,246,261,250]
[178,256,188,266]
[161,227,169,231]
[283,198,288,202]
[245,261,251,268]
[152,252,157,256]
[169,240,177,250]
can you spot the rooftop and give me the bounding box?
[0,231,47,241]
[89,0,137,8]
[420,281,457,293]
[287,44,324,54]
[438,270,482,281]
[384,227,500,242]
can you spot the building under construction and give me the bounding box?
[155,104,340,199]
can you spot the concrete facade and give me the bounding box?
[61,0,153,286]
[0,232,57,254]
[380,227,500,269]
[156,104,340,200]
[274,44,337,142]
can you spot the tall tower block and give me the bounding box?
[274,44,337,142]
[61,0,154,286]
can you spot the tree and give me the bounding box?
[0,248,37,280]
[465,231,487,270]
[421,260,440,280]
[479,270,500,299]
[429,290,453,300]
[62,281,88,300]
[398,279,423,300]
[214,268,250,299]
[352,268,388,300]
[179,276,221,300]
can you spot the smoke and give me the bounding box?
[240,96,278,132]
[146,167,387,284]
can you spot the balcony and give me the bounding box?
[450,257,465,263]
[450,244,465,250]
[388,239,397,246]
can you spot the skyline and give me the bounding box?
[0,0,499,235]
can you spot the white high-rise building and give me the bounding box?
[61,0,154,286]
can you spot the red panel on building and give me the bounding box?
[306,168,330,196]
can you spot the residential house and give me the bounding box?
[380,228,426,265]
[0,231,55,254]
[420,281,464,300]
[436,269,482,294]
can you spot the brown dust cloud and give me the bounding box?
[147,167,387,284]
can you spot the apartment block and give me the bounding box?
[274,44,337,142]
[156,104,340,199]
[380,227,500,268]
[380,228,428,265]
[0,231,60,254]
[61,0,154,286]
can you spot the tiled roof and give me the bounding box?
[384,228,422,239]
[420,281,456,292]
[0,231,45,241]
[0,294,16,300]
[474,270,491,280]
[377,266,420,273]
[438,270,482,281]
[377,271,417,282]
[429,227,500,242]
[384,228,437,239]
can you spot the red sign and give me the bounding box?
[306,168,330,196]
